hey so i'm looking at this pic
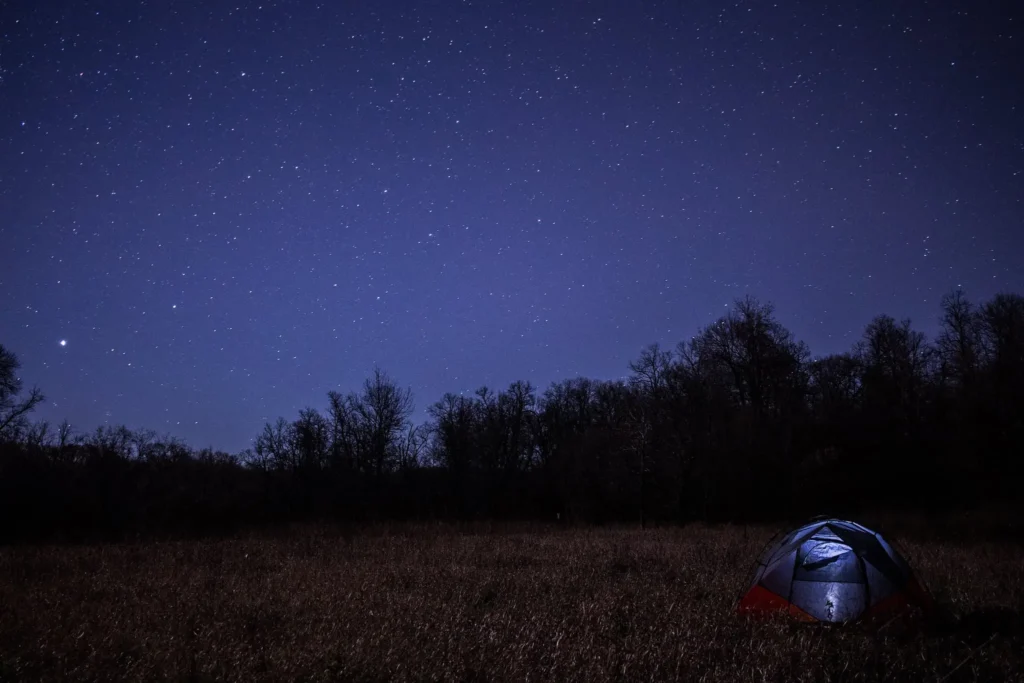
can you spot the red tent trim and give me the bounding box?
[737,584,817,622]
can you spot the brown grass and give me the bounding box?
[1,523,1022,682]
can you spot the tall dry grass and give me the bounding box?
[1,523,1021,682]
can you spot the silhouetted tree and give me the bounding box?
[0,345,44,442]
[857,315,932,420]
[977,293,1024,491]
[807,353,862,424]
[854,315,935,504]
[936,289,983,389]
[980,293,1024,370]
[4,287,1024,541]
[536,378,597,521]
[427,392,479,517]
[395,423,427,471]
[676,298,810,517]
[363,368,414,480]
[293,407,330,472]
[254,417,297,473]
[86,425,135,460]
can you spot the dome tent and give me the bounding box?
[737,518,932,623]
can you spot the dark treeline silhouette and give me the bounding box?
[2,290,1022,542]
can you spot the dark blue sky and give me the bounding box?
[2,1,1021,452]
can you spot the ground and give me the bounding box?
[1,523,1022,682]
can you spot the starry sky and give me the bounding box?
[2,1,1022,452]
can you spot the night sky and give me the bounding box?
[2,1,1022,452]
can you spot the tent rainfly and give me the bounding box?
[737,518,932,623]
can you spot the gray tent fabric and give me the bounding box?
[737,518,931,623]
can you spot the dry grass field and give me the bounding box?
[1,523,1022,682]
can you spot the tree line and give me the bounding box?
[1,289,1022,542]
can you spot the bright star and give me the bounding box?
[59,340,67,347]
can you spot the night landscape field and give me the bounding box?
[2,521,1023,683]
[2,0,1023,681]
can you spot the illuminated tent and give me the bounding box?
[737,518,932,623]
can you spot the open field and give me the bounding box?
[1,523,1023,682]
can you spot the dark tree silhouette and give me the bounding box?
[355,367,415,481]
[293,407,331,473]
[936,289,983,389]
[977,293,1024,492]
[254,417,297,473]
[2,290,1024,542]
[0,345,44,442]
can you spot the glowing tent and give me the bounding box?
[737,518,932,623]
